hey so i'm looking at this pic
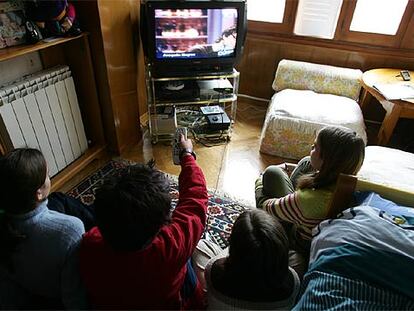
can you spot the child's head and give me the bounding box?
[226,209,291,296]
[94,160,172,251]
[220,26,236,48]
[301,126,365,188]
[0,148,49,214]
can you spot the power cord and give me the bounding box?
[214,135,229,195]
[238,93,270,103]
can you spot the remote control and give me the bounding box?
[400,70,411,81]
[172,127,188,165]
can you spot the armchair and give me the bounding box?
[259,59,367,159]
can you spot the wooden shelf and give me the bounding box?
[0,34,86,62]
[1,31,108,191]
[151,95,237,106]
[51,144,107,192]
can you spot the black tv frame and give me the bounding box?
[140,0,247,78]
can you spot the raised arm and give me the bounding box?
[159,136,208,266]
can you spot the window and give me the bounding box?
[294,0,343,39]
[337,0,414,48]
[349,0,408,35]
[246,0,414,50]
[247,0,286,23]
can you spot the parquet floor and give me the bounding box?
[121,98,286,207]
[58,98,399,206]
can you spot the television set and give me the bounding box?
[140,0,247,77]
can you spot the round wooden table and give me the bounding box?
[361,68,414,145]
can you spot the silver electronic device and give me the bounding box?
[172,127,188,165]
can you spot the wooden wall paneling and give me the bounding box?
[134,1,148,125]
[75,1,117,152]
[64,35,105,146]
[137,45,147,124]
[75,0,142,154]
[238,34,414,99]
[237,36,279,99]
[0,118,12,154]
[39,45,66,68]
[97,0,141,154]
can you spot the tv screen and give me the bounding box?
[155,8,239,60]
[141,0,247,77]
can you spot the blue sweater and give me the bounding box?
[0,200,87,309]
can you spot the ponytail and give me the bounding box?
[297,126,365,189]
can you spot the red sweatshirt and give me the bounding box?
[79,155,208,309]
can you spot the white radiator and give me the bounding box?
[0,66,88,177]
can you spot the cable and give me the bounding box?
[192,132,227,147]
[214,138,229,195]
[238,93,270,103]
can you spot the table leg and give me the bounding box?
[359,89,372,113]
[377,104,402,145]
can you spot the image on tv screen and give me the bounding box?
[155,8,238,59]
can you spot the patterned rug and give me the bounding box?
[67,160,248,248]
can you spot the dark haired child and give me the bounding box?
[256,126,365,274]
[0,148,87,309]
[204,209,300,310]
[79,135,209,309]
[188,25,236,55]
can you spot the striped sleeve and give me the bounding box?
[255,177,323,232]
[263,194,302,224]
[255,176,302,224]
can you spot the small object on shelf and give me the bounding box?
[206,112,231,131]
[151,106,177,135]
[164,80,185,91]
[197,79,233,100]
[25,0,81,38]
[0,1,26,48]
[156,80,199,101]
[200,105,224,115]
[25,20,43,44]
[400,70,411,81]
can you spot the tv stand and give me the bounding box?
[145,67,240,144]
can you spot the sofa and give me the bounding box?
[259,59,367,160]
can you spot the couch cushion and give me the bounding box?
[358,146,414,193]
[259,89,367,159]
[271,89,366,129]
[272,59,362,101]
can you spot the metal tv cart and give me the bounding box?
[145,66,240,144]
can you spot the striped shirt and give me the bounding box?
[294,270,414,310]
[255,178,334,240]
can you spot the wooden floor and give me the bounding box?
[58,97,400,206]
[120,98,286,207]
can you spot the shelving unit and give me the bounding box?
[145,66,240,143]
[0,34,107,191]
